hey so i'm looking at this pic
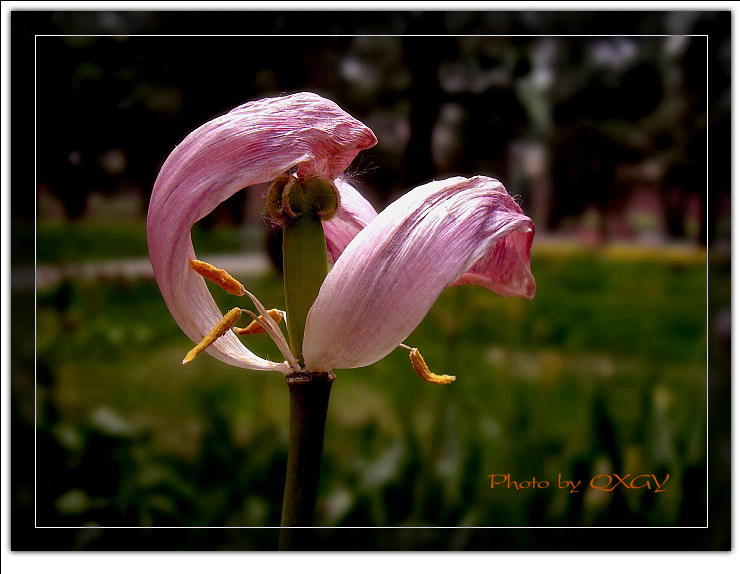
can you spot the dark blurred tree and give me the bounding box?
[30,13,724,246]
[400,32,457,187]
[549,124,642,233]
[548,39,662,233]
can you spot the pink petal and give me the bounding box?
[302,176,535,372]
[451,229,535,297]
[323,179,378,262]
[147,93,376,370]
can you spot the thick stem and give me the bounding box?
[277,183,333,550]
[279,371,334,550]
[282,214,329,364]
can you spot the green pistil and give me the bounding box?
[266,174,340,365]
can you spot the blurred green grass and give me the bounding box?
[29,224,712,533]
[21,220,265,264]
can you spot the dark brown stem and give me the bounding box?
[279,371,334,550]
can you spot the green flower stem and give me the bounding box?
[279,207,333,549]
[279,372,334,550]
[282,213,329,364]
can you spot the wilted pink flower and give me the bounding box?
[147,92,535,380]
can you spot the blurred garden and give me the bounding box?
[11,11,730,550]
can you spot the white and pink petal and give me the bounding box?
[302,176,535,372]
[147,93,377,370]
[323,179,378,262]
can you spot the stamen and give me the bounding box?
[240,310,291,362]
[242,290,301,373]
[189,259,246,296]
[183,307,242,365]
[233,309,284,335]
[406,346,456,385]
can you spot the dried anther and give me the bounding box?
[408,347,456,385]
[189,259,246,296]
[183,307,243,364]
[233,309,285,335]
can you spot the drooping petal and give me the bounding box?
[450,230,535,296]
[323,179,378,262]
[303,176,535,372]
[147,93,377,370]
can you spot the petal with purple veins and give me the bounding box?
[147,93,376,370]
[302,176,535,372]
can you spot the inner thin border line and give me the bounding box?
[33,32,712,531]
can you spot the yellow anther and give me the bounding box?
[233,309,284,335]
[183,307,242,365]
[189,259,246,296]
[408,347,456,385]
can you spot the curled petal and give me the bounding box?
[303,176,535,372]
[147,93,377,370]
[323,179,378,262]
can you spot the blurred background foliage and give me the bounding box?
[12,10,730,550]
